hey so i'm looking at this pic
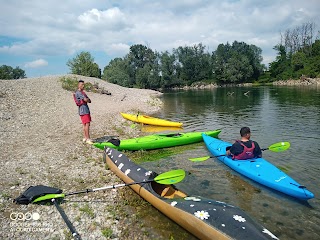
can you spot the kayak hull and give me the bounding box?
[202,134,314,200]
[94,130,221,151]
[121,112,183,127]
[104,147,278,240]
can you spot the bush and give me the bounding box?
[59,76,94,92]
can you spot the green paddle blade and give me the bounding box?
[189,156,211,162]
[154,169,185,184]
[32,193,65,203]
[268,142,290,152]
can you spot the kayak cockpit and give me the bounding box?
[151,181,187,199]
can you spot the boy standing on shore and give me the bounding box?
[74,80,93,144]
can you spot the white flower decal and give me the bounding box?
[185,197,201,202]
[124,169,131,175]
[233,215,246,222]
[145,171,152,176]
[262,229,279,239]
[171,201,177,207]
[194,210,210,220]
[118,163,124,170]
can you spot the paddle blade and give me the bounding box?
[32,193,65,203]
[188,156,211,162]
[154,169,185,184]
[268,142,290,152]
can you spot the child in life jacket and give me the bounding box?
[226,127,262,160]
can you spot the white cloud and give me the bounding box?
[25,59,48,68]
[0,0,319,75]
[77,7,132,31]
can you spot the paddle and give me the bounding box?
[92,137,120,146]
[31,169,185,203]
[189,141,290,162]
[51,198,81,240]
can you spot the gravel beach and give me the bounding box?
[0,75,162,240]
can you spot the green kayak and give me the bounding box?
[93,130,221,151]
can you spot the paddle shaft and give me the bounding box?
[189,143,289,161]
[52,199,81,240]
[65,179,154,196]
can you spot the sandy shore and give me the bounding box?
[0,75,162,239]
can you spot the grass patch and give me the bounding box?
[63,229,73,240]
[79,204,95,219]
[101,227,113,238]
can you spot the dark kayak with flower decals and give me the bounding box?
[104,147,279,240]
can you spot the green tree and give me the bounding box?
[173,43,211,85]
[67,51,101,78]
[269,44,291,79]
[160,51,179,88]
[128,44,156,82]
[0,65,26,79]
[102,57,130,87]
[212,41,262,83]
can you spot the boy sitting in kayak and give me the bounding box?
[226,127,262,160]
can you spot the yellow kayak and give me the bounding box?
[120,112,183,127]
[141,125,183,133]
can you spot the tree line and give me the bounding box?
[0,65,26,79]
[68,41,265,89]
[67,22,319,89]
[268,22,320,80]
[2,22,318,85]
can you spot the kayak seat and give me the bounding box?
[158,133,182,138]
[161,186,171,197]
[152,182,187,199]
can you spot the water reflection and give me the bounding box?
[149,85,320,240]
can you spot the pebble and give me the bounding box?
[0,74,162,240]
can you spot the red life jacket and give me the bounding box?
[233,141,255,160]
[73,91,87,106]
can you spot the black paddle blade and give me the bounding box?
[108,138,120,146]
[93,136,121,146]
[14,185,62,205]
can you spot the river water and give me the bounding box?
[141,85,320,240]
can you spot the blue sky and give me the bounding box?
[1,0,319,78]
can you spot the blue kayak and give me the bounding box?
[202,134,314,200]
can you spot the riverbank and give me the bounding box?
[171,77,320,90]
[272,76,320,86]
[0,75,162,239]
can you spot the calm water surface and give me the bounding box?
[141,86,320,240]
